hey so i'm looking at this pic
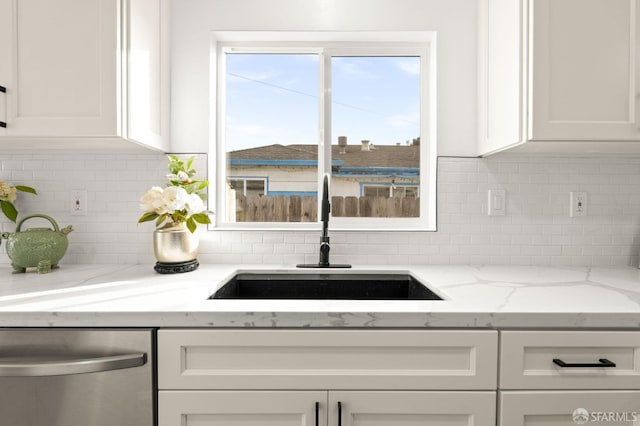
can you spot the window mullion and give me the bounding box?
[319,49,332,180]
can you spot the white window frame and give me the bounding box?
[210,31,437,231]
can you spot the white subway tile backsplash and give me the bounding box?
[1,153,640,267]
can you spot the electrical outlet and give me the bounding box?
[70,190,88,216]
[488,189,506,216]
[570,191,587,217]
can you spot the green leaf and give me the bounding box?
[172,211,187,223]
[182,182,197,194]
[137,211,159,224]
[155,214,169,227]
[15,185,37,195]
[167,154,184,175]
[0,200,18,223]
[186,217,197,233]
[191,213,211,225]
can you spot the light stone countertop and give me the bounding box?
[0,264,640,328]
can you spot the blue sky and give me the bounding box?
[225,53,420,151]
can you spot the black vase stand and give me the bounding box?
[154,259,199,274]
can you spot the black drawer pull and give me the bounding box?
[1,86,5,128]
[315,402,319,426]
[338,401,342,426]
[553,358,616,368]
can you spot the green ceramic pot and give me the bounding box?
[4,214,73,273]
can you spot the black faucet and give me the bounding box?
[297,174,351,268]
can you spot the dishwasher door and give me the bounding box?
[0,328,155,426]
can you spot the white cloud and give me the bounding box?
[335,61,378,80]
[395,59,420,76]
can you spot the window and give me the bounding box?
[363,184,419,199]
[228,178,266,197]
[214,32,436,230]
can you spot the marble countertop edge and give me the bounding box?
[0,264,639,328]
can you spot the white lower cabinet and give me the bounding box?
[157,329,640,425]
[157,329,498,426]
[158,391,496,426]
[499,331,640,425]
[500,391,640,426]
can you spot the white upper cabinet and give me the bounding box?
[0,0,169,152]
[479,0,640,155]
[0,0,117,137]
[532,0,640,141]
[125,0,170,151]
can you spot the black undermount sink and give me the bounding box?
[210,272,443,300]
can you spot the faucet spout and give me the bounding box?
[297,174,351,269]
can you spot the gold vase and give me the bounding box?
[153,222,199,263]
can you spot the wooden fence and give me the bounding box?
[234,195,419,222]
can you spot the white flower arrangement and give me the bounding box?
[0,181,37,223]
[138,155,211,233]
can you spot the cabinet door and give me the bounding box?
[0,0,10,135]
[158,391,326,426]
[329,391,496,426]
[124,0,170,151]
[500,391,640,425]
[1,0,117,137]
[531,0,640,140]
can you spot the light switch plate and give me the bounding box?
[488,189,506,216]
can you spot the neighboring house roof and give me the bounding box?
[228,144,419,170]
[229,144,317,161]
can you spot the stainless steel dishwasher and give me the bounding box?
[0,328,155,426]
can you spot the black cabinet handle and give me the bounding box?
[315,402,319,426]
[553,358,616,368]
[338,401,342,426]
[0,85,5,128]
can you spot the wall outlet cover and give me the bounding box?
[70,190,88,216]
[570,191,587,218]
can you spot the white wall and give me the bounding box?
[0,153,204,265]
[170,0,479,156]
[2,153,639,267]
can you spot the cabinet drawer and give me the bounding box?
[500,391,640,426]
[500,331,640,389]
[158,329,498,390]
